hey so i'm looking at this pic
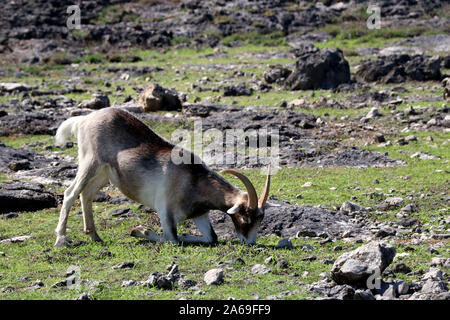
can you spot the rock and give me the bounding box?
[107,207,134,217]
[111,262,135,270]
[400,203,417,213]
[8,159,31,171]
[263,65,292,84]
[78,93,110,110]
[0,112,61,136]
[308,279,355,300]
[356,54,441,84]
[420,279,448,294]
[385,197,404,208]
[1,286,15,293]
[375,226,396,238]
[443,77,450,100]
[366,107,382,119]
[251,264,272,275]
[392,263,412,274]
[138,83,182,112]
[121,280,137,287]
[93,191,111,202]
[276,258,289,269]
[331,241,396,286]
[204,268,224,285]
[146,272,173,289]
[178,277,196,290]
[354,289,376,300]
[210,200,373,241]
[0,180,57,214]
[383,285,397,299]
[223,82,253,96]
[340,201,361,215]
[0,235,32,244]
[0,82,31,92]
[410,152,441,160]
[397,282,410,296]
[26,280,45,290]
[285,46,350,90]
[275,238,293,249]
[76,292,91,300]
[430,257,449,268]
[264,256,274,264]
[422,268,443,281]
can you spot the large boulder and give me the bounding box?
[284,46,350,90]
[137,84,182,112]
[0,180,58,214]
[331,241,396,286]
[355,54,441,84]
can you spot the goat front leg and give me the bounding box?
[178,214,218,244]
[130,209,179,244]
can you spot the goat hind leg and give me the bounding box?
[80,168,108,242]
[54,161,100,248]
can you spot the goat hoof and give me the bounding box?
[54,236,72,248]
[130,225,147,238]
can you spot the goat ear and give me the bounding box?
[227,204,240,215]
[263,201,280,208]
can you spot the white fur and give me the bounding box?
[54,116,86,147]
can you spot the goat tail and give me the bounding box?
[55,115,86,147]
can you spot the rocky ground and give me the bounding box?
[0,0,449,300]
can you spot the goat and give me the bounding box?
[53,107,272,248]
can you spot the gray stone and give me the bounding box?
[354,289,376,300]
[204,268,224,285]
[340,201,361,214]
[251,264,272,275]
[275,238,293,249]
[76,292,91,300]
[78,94,110,110]
[331,241,396,286]
[111,261,135,270]
[420,279,448,294]
[422,268,443,281]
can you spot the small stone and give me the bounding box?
[404,135,417,143]
[340,201,361,215]
[264,256,274,265]
[397,282,410,295]
[178,278,196,290]
[385,197,404,207]
[112,261,135,270]
[121,280,137,287]
[392,263,412,274]
[422,267,443,281]
[366,107,382,119]
[204,268,224,285]
[251,264,272,275]
[145,272,173,290]
[107,207,132,217]
[276,258,289,269]
[275,238,293,249]
[76,292,91,300]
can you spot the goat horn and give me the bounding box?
[258,164,271,208]
[220,169,258,209]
